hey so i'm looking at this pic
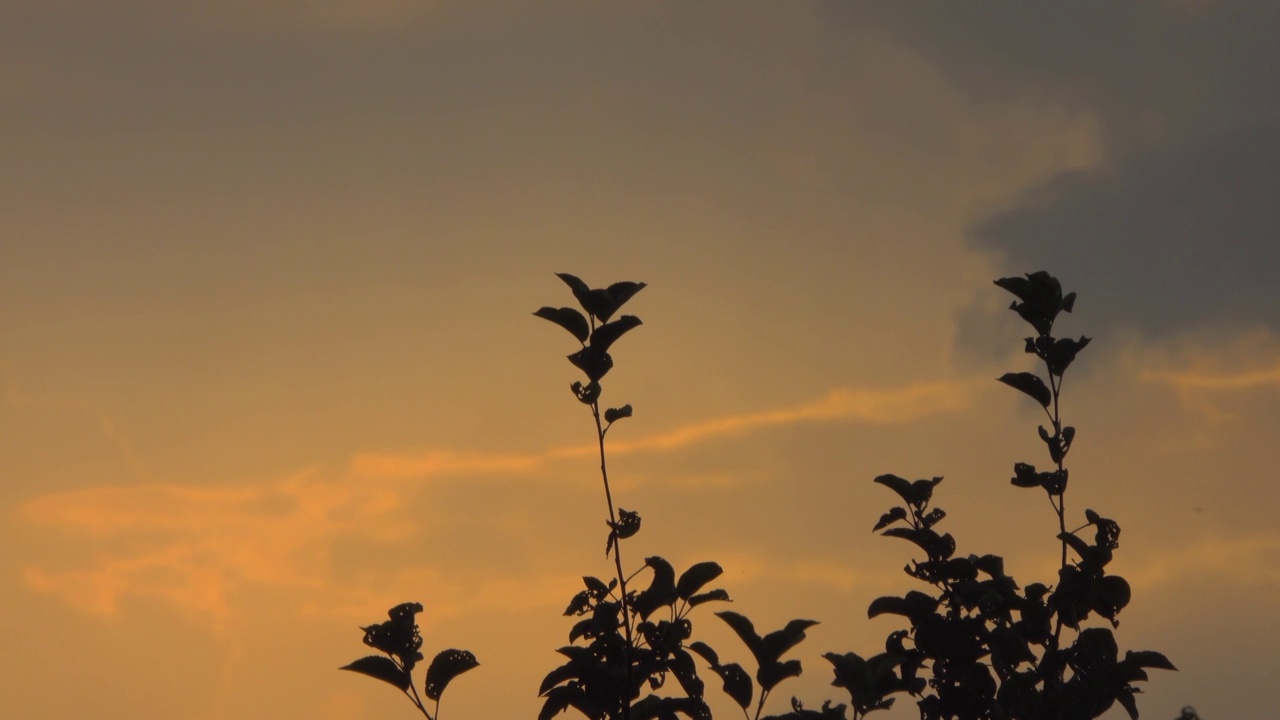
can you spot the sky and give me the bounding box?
[2,2,1277,719]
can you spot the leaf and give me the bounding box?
[998,372,1051,408]
[757,658,803,692]
[1084,508,1101,524]
[340,655,410,691]
[873,474,914,505]
[607,281,647,316]
[993,276,1032,302]
[590,315,643,353]
[567,346,613,382]
[716,611,763,664]
[687,641,720,667]
[583,576,611,595]
[677,562,724,600]
[1057,531,1091,560]
[1116,689,1139,720]
[1046,336,1092,377]
[1125,650,1177,671]
[668,649,704,698]
[533,306,590,343]
[555,272,591,297]
[867,595,909,619]
[873,507,907,532]
[539,685,581,720]
[759,619,819,664]
[1010,462,1040,488]
[711,662,753,710]
[633,556,678,620]
[563,589,591,616]
[688,589,731,607]
[424,649,479,700]
[604,404,633,424]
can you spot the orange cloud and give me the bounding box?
[1141,365,1280,392]
[21,469,407,629]
[21,381,974,627]
[354,381,975,479]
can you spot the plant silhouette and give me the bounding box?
[339,601,478,720]
[341,271,1178,720]
[534,273,813,720]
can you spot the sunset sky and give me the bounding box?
[3,2,1278,719]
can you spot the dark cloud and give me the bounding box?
[974,120,1280,337]
[832,1,1280,338]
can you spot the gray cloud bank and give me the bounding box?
[835,1,1280,339]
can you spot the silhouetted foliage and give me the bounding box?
[762,271,1174,720]
[342,271,1178,720]
[340,602,478,719]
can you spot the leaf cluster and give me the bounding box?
[541,560,735,720]
[763,272,1173,720]
[339,602,479,720]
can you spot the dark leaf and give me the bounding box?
[1125,650,1177,671]
[757,659,803,692]
[867,595,909,619]
[873,507,908,531]
[687,641,720,667]
[340,655,410,691]
[533,306,590,344]
[633,556,678,620]
[1085,508,1101,524]
[668,649,704,698]
[993,276,1033,302]
[1062,291,1077,313]
[1116,689,1139,720]
[711,663,753,710]
[677,562,724,601]
[760,619,819,664]
[424,649,479,701]
[1046,336,1092,377]
[564,590,591,616]
[872,474,913,505]
[1011,462,1040,488]
[604,404,634,424]
[688,589,731,607]
[567,347,613,382]
[583,576,611,596]
[999,372,1051,408]
[539,685,581,720]
[1057,531,1091,560]
[607,281,648,317]
[1094,575,1132,620]
[590,315,643,353]
[716,611,763,664]
[921,508,946,529]
[555,272,591,298]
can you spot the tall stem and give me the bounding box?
[592,401,634,719]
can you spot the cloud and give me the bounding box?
[840,3,1280,340]
[971,122,1280,338]
[352,381,975,479]
[1126,532,1280,593]
[22,469,406,629]
[21,380,974,626]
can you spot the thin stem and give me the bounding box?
[752,688,770,720]
[592,401,634,720]
[405,674,434,720]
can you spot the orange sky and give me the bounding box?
[3,3,1278,719]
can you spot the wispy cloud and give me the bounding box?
[1141,365,1280,392]
[21,380,975,627]
[1125,532,1280,592]
[354,381,976,480]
